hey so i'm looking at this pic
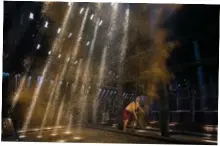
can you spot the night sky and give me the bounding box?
[3,2,219,87]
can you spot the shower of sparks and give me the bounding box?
[77,18,100,131]
[66,59,83,132]
[50,8,88,119]
[118,7,130,82]
[20,4,75,135]
[92,3,119,124]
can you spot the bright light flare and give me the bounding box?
[48,51,51,55]
[99,20,103,26]
[12,75,27,108]
[19,135,26,138]
[64,131,71,135]
[29,12,34,20]
[90,14,94,20]
[80,8,84,14]
[51,133,57,136]
[57,28,61,34]
[71,8,89,59]
[37,135,42,138]
[58,54,61,58]
[73,136,82,140]
[37,44,41,50]
[67,57,70,62]
[44,21,48,28]
[86,41,90,46]
[68,33,72,38]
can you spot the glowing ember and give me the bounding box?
[64,131,71,134]
[51,133,57,136]
[73,136,82,140]
[37,135,42,138]
[58,139,66,142]
[19,135,26,138]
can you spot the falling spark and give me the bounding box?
[86,41,90,46]
[57,28,61,34]
[68,33,72,38]
[79,8,84,14]
[99,20,103,26]
[37,135,42,138]
[36,44,41,50]
[73,136,82,140]
[19,135,26,138]
[29,12,34,20]
[44,21,48,28]
[48,51,51,55]
[90,14,94,20]
[57,140,66,142]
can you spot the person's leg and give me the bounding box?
[123,119,129,132]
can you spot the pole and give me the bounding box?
[159,83,169,137]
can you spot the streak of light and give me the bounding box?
[37,135,42,138]
[37,44,41,50]
[79,8,84,14]
[52,98,65,135]
[38,74,60,137]
[53,3,74,52]
[44,21,48,28]
[19,135,26,138]
[77,18,100,130]
[20,4,74,135]
[12,75,27,109]
[73,136,82,140]
[57,139,66,142]
[29,12,34,20]
[71,7,89,59]
[57,28,61,34]
[65,59,83,132]
[99,20,103,26]
[48,51,51,55]
[92,47,107,124]
[68,33,72,38]
[92,4,119,124]
[90,14,94,20]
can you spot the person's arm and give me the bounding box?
[137,102,145,113]
[132,103,138,120]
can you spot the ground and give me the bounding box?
[3,127,169,144]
